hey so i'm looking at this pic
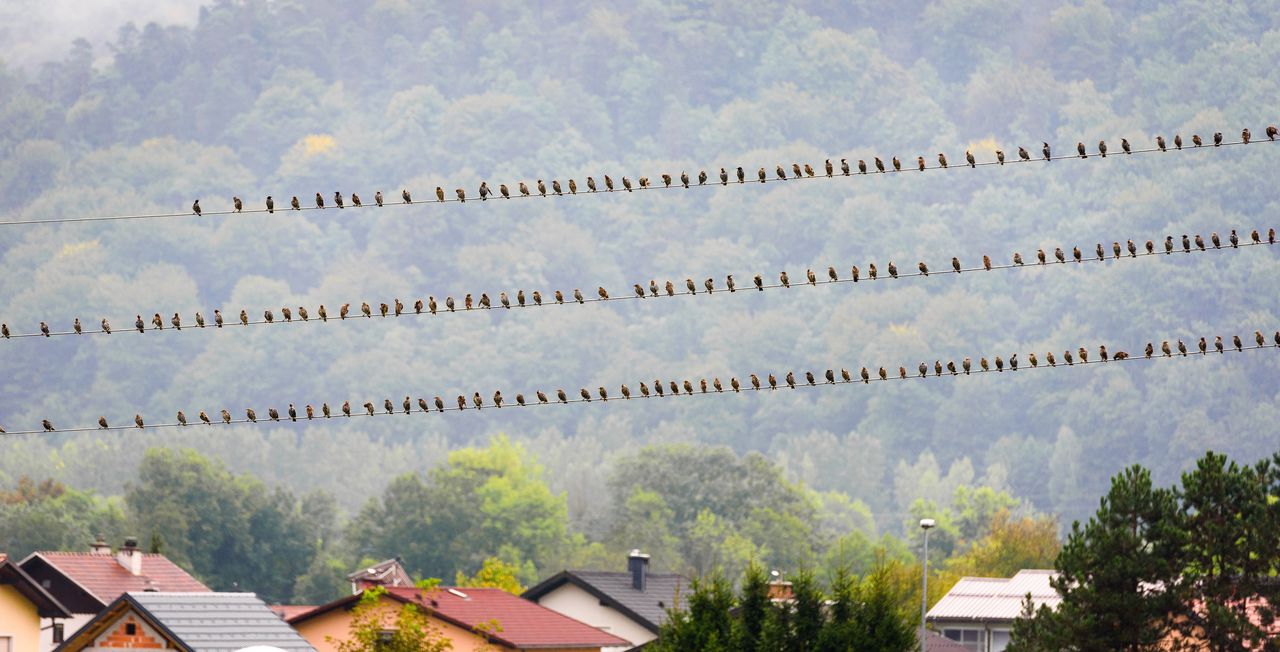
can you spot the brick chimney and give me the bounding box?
[767,570,793,601]
[117,537,142,575]
[89,534,111,555]
[628,550,650,592]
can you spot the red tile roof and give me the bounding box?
[28,552,209,603]
[269,604,316,620]
[294,586,630,649]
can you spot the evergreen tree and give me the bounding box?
[733,564,769,652]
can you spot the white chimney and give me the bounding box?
[117,537,142,576]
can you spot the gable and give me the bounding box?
[90,613,173,650]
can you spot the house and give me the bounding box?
[19,537,210,651]
[925,569,1060,652]
[290,585,630,652]
[346,558,414,593]
[522,551,687,652]
[53,591,315,652]
[0,554,72,652]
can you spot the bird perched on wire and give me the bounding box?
[919,261,929,276]
[1157,136,1167,151]
[966,151,976,167]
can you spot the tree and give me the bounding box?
[650,573,735,652]
[1026,465,1185,651]
[945,509,1061,578]
[1175,451,1280,649]
[733,564,769,652]
[0,477,126,558]
[1005,596,1055,652]
[455,557,524,594]
[331,587,452,652]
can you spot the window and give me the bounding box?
[942,628,984,652]
[52,623,65,643]
[125,623,137,635]
[0,636,11,652]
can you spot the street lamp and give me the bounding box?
[919,518,936,652]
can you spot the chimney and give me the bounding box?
[628,550,650,592]
[117,537,142,576]
[767,570,793,601]
[89,534,111,555]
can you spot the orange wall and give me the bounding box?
[293,597,505,652]
[0,584,42,652]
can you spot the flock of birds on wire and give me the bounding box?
[182,127,1277,219]
[2,227,1273,340]
[5,330,1277,434]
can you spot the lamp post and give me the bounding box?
[920,518,936,652]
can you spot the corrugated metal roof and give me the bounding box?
[927,569,1060,623]
[129,592,315,651]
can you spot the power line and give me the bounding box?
[2,229,1273,340]
[0,132,1273,227]
[2,333,1275,436]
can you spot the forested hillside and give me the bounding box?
[1,0,1278,600]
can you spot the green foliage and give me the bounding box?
[348,436,568,583]
[331,586,452,652]
[124,448,328,603]
[454,557,524,595]
[0,477,126,558]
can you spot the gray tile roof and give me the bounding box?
[526,570,687,631]
[128,592,315,652]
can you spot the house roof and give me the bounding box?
[523,570,687,633]
[291,586,630,649]
[57,592,315,652]
[0,555,72,618]
[21,551,209,605]
[925,630,972,652]
[346,557,414,588]
[927,569,1060,623]
[269,604,316,620]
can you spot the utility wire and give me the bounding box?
[2,229,1273,340]
[0,133,1273,227]
[2,333,1275,436]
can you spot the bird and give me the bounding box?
[40,321,50,337]
[698,170,708,185]
[1144,241,1153,255]
[861,367,870,383]
[951,257,961,274]
[134,315,145,332]
[776,165,787,180]
[342,401,353,417]
[1127,240,1137,257]
[573,289,585,304]
[1079,347,1088,363]
[1098,140,1107,157]
[1046,352,1057,367]
[1195,235,1205,251]
[785,372,796,389]
[1271,228,1277,245]
[983,255,992,271]
[531,292,542,306]
[1009,354,1018,371]
[199,410,212,424]
[360,302,372,318]
[334,192,344,209]
[824,159,834,176]
[221,409,232,423]
[842,159,852,175]
[963,358,972,375]
[1077,142,1088,158]
[1157,136,1166,151]
[170,313,182,330]
[1266,125,1279,141]
[917,156,926,172]
[351,193,361,207]
[417,398,428,413]
[1177,339,1188,356]
[580,388,591,402]
[1211,232,1221,249]
[875,157,886,173]
[767,374,778,390]
[1013,252,1024,266]
[494,391,504,408]
[966,151,976,167]
[232,196,243,212]
[178,411,189,425]
[754,275,763,291]
[455,188,466,202]
[314,192,325,209]
[1213,132,1222,146]
[1112,242,1122,259]
[828,266,838,282]
[1019,147,1030,161]
[291,196,301,210]
[266,196,275,213]
[537,180,547,196]
[437,187,446,202]
[597,286,609,300]
[935,361,945,376]
[681,172,689,188]
[726,275,736,292]
[919,261,929,276]
[192,199,202,216]
[780,271,790,288]
[868,263,878,279]
[264,309,274,323]
[152,313,164,330]
[686,278,697,295]
[1161,341,1171,357]
[98,416,109,429]
[282,306,293,321]
[1043,142,1052,160]
[756,167,767,183]
[246,408,257,423]
[737,167,745,183]
[43,419,54,431]
[1164,237,1174,254]
[500,293,510,309]
[851,265,860,282]
[1063,349,1074,365]
[704,278,715,293]
[1121,138,1130,154]
[322,403,332,418]
[479,182,491,200]
[1074,246,1083,262]
[239,310,249,326]
[938,153,948,168]
[587,176,599,193]
[455,396,467,411]
[996,149,1005,164]
[1055,248,1066,263]
[1229,230,1238,248]
[1037,249,1047,265]
[623,177,633,191]
[1192,134,1203,147]
[919,362,928,377]
[1175,134,1183,149]
[1182,235,1191,253]
[1232,335,1242,352]
[383,399,394,414]
[888,262,898,278]
[478,294,491,309]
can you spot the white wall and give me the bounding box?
[533,584,656,652]
[39,615,92,652]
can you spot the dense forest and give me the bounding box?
[1,0,1278,602]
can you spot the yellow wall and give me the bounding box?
[293,596,506,652]
[0,583,42,652]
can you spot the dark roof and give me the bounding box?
[0,555,72,618]
[57,592,315,652]
[292,586,629,649]
[523,570,688,633]
[346,557,414,588]
[20,551,209,608]
[926,630,972,652]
